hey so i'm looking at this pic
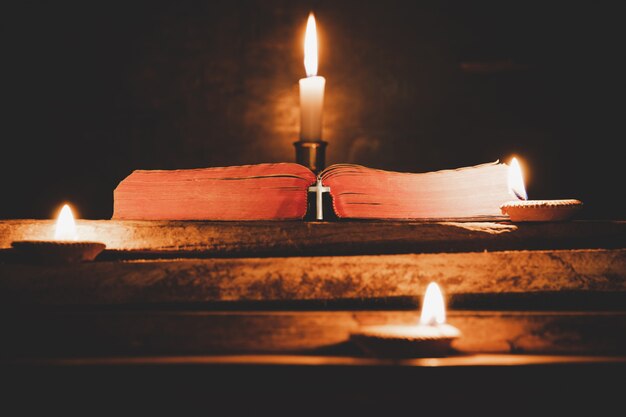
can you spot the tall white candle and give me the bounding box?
[299,13,325,142]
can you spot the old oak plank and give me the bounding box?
[4,353,625,415]
[1,249,624,305]
[0,220,625,256]
[6,353,626,367]
[2,310,625,357]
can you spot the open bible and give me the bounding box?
[112,161,517,221]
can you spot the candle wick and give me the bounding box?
[420,317,439,326]
[513,189,527,200]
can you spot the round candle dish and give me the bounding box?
[11,240,106,265]
[500,199,583,222]
[350,324,461,358]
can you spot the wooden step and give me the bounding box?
[3,353,625,415]
[1,219,625,256]
[1,249,624,305]
[2,310,626,357]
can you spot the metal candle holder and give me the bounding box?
[294,140,327,174]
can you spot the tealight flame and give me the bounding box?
[420,282,446,325]
[508,157,528,200]
[304,12,318,77]
[54,204,78,241]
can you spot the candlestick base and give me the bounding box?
[500,199,583,222]
[350,324,461,358]
[11,240,106,265]
[294,140,327,174]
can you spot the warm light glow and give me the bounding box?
[508,157,528,200]
[54,204,78,241]
[304,13,318,76]
[420,282,446,325]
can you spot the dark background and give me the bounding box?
[2,0,623,219]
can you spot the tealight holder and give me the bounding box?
[11,240,106,265]
[500,199,583,222]
[350,322,461,358]
[350,282,461,358]
[11,204,106,265]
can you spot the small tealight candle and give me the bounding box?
[11,203,105,264]
[350,282,461,358]
[500,157,583,222]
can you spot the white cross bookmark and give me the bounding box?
[308,179,331,220]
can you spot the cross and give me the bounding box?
[308,179,331,220]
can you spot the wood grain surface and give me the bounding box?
[1,220,625,256]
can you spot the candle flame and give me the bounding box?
[304,12,318,77]
[508,157,528,200]
[54,204,78,241]
[420,282,446,325]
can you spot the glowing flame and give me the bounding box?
[508,157,528,200]
[304,13,318,77]
[54,204,78,241]
[420,282,446,325]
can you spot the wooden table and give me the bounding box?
[1,220,625,413]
